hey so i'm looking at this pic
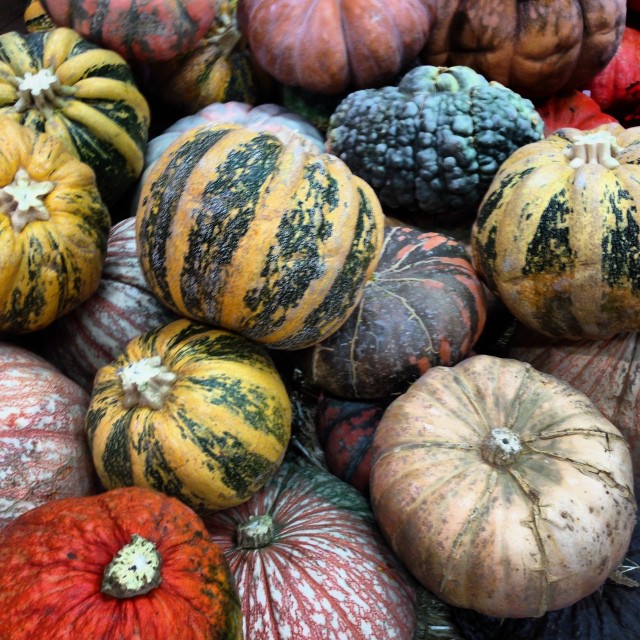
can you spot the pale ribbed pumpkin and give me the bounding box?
[86,319,292,513]
[135,123,384,350]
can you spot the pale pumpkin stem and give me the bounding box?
[237,514,275,548]
[480,428,522,466]
[101,534,163,598]
[0,167,54,233]
[118,356,177,410]
[566,130,622,169]
[12,67,76,116]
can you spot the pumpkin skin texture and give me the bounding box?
[370,355,637,618]
[471,123,640,340]
[298,227,487,399]
[205,458,417,640]
[40,0,216,63]
[0,342,95,529]
[24,0,55,32]
[136,123,384,350]
[0,486,243,640]
[86,319,292,513]
[0,117,110,333]
[0,27,150,202]
[39,217,178,392]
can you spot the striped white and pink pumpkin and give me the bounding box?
[40,218,178,391]
[0,342,95,529]
[205,458,417,640]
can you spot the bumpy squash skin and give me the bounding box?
[0,487,243,640]
[86,319,292,513]
[471,123,640,340]
[0,118,110,333]
[136,123,385,350]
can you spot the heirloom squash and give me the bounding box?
[86,319,292,512]
[0,341,95,529]
[0,117,110,333]
[0,27,150,202]
[205,458,417,639]
[472,122,640,340]
[24,0,55,33]
[0,486,242,640]
[136,123,384,350]
[370,355,637,618]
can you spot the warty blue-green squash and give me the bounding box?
[135,122,385,350]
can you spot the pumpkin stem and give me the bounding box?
[237,514,275,548]
[101,534,162,599]
[0,167,54,233]
[12,66,76,116]
[566,130,621,169]
[118,356,177,410]
[480,428,522,466]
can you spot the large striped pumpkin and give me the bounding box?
[136,123,385,350]
[86,319,292,513]
[0,27,150,202]
[472,123,640,340]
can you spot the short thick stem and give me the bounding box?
[237,514,275,548]
[13,67,76,116]
[566,130,621,169]
[481,428,522,467]
[0,168,54,233]
[118,356,177,410]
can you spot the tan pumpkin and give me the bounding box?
[370,354,637,618]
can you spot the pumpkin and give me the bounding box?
[39,217,178,392]
[0,341,95,529]
[370,354,637,618]
[86,318,292,513]
[0,486,242,639]
[205,458,417,639]
[471,122,640,340]
[0,117,110,333]
[0,27,150,202]
[135,123,384,350]
[40,0,216,63]
[24,0,55,32]
[297,227,487,399]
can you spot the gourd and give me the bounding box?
[471,122,640,340]
[0,486,243,639]
[23,0,55,32]
[370,354,637,618]
[0,341,95,529]
[136,122,384,350]
[0,116,110,333]
[85,318,292,513]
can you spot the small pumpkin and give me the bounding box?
[370,354,637,618]
[0,117,110,333]
[86,318,292,513]
[0,486,243,639]
[136,123,384,350]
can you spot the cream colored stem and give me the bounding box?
[481,428,522,467]
[0,168,54,233]
[566,130,621,169]
[118,356,177,410]
[13,67,76,116]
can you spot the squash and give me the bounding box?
[135,123,384,350]
[370,354,637,618]
[0,27,150,202]
[39,217,178,392]
[205,458,417,639]
[24,0,55,32]
[40,0,216,63]
[0,486,243,639]
[86,318,292,513]
[471,122,640,340]
[297,227,487,398]
[0,117,110,333]
[0,341,95,529]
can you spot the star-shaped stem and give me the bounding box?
[12,67,76,117]
[0,168,55,233]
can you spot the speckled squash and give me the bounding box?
[86,319,292,513]
[0,117,110,333]
[0,341,95,529]
[135,123,384,350]
[24,0,55,32]
[205,458,417,639]
[471,122,640,340]
[0,487,243,639]
[0,27,150,202]
[370,354,637,618]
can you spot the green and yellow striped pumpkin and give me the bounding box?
[136,123,385,350]
[0,27,150,203]
[85,318,292,513]
[24,0,55,33]
[471,123,640,340]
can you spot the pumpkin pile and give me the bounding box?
[1,1,640,639]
